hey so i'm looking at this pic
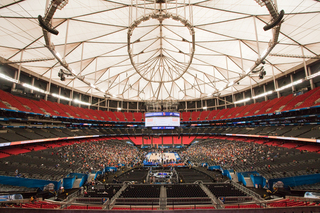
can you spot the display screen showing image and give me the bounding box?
[145,112,180,127]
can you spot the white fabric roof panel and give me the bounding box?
[0,0,319,101]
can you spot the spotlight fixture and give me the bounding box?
[259,68,267,79]
[58,69,72,81]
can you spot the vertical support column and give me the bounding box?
[46,68,53,101]
[263,85,267,101]
[308,66,314,90]
[13,51,24,89]
[195,100,198,111]
[250,78,255,104]
[272,66,279,98]
[290,74,294,93]
[243,92,246,105]
[58,87,61,103]
[185,101,187,112]
[78,94,81,108]
[31,77,35,93]
[214,98,217,110]
[301,46,313,90]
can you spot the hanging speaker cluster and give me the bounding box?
[263,10,285,31]
[38,15,59,35]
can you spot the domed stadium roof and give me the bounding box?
[0,0,319,101]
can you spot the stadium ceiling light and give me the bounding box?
[55,52,62,60]
[73,99,91,106]
[227,81,235,87]
[306,71,320,80]
[234,98,251,104]
[252,91,273,99]
[275,79,303,92]
[261,49,269,58]
[90,83,96,88]
[22,83,49,94]
[203,106,207,109]
[52,93,72,101]
[117,107,122,111]
[0,73,19,83]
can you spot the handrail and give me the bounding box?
[230,181,263,201]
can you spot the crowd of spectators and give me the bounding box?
[184,139,290,171]
[53,140,143,173]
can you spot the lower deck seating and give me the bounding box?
[166,184,207,198]
[205,183,247,197]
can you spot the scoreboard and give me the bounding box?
[145,112,180,128]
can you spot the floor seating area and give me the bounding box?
[1,87,320,122]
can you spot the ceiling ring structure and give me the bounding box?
[127,12,195,83]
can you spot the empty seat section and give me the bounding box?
[0,130,28,142]
[68,105,87,119]
[181,112,191,121]
[166,184,207,198]
[88,109,105,120]
[268,94,293,113]
[281,88,318,111]
[31,100,49,115]
[114,111,126,121]
[296,87,320,108]
[105,111,118,121]
[0,90,30,111]
[76,107,95,120]
[41,100,68,117]
[133,112,143,121]
[223,107,237,119]
[56,103,78,118]
[214,108,230,120]
[13,96,43,114]
[253,99,273,115]
[97,110,110,121]
[205,183,246,197]
[32,100,58,116]
[191,111,201,121]
[245,101,266,117]
[228,105,246,119]
[124,112,134,121]
[198,111,210,121]
[207,110,219,120]
[236,103,256,118]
